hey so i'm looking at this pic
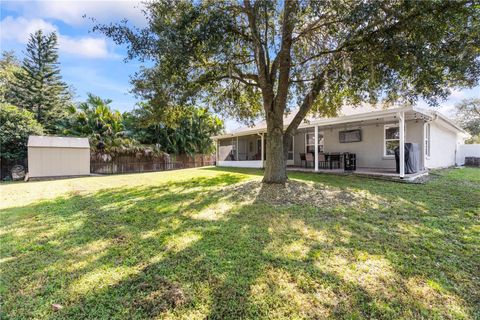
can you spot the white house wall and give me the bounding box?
[323,123,392,169]
[217,160,263,168]
[405,120,425,170]
[216,119,461,170]
[426,120,458,168]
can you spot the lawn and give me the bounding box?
[0,167,479,319]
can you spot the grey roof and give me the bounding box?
[226,104,392,135]
[28,136,90,148]
[213,103,467,139]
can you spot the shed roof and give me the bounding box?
[28,136,90,148]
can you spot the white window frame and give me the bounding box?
[305,131,324,153]
[424,123,431,158]
[383,124,400,158]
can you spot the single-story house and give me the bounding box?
[212,105,469,179]
[28,136,90,178]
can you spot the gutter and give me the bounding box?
[212,106,415,140]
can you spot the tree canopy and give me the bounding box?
[9,30,72,132]
[95,0,480,183]
[63,93,143,156]
[455,98,480,143]
[0,104,44,161]
[125,106,223,155]
[0,51,22,103]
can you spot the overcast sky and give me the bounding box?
[1,0,478,131]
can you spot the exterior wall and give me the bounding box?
[425,120,459,168]
[217,160,263,168]
[216,118,461,170]
[28,147,90,178]
[303,120,424,169]
[323,123,395,169]
[405,120,425,170]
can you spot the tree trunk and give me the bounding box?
[263,114,287,184]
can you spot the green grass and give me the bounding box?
[1,167,479,319]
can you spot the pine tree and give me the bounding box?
[11,30,72,132]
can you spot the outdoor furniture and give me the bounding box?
[343,153,357,171]
[318,153,329,169]
[300,153,306,167]
[326,153,341,169]
[305,153,315,168]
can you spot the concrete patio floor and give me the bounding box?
[287,166,428,182]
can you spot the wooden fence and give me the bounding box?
[90,154,215,175]
[1,154,215,179]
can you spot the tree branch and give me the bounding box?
[273,0,296,113]
[284,71,327,138]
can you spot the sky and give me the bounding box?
[1,0,479,132]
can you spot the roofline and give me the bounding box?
[27,135,90,148]
[212,105,469,140]
[212,106,418,139]
[27,145,90,149]
[412,106,468,135]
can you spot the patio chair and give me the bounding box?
[300,153,306,167]
[327,153,341,169]
[305,152,315,168]
[318,153,328,169]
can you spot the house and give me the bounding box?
[212,105,469,179]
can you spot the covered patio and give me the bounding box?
[213,106,432,179]
[286,166,428,182]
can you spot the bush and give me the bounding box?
[0,103,44,161]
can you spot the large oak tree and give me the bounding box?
[95,0,480,183]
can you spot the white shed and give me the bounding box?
[27,136,90,178]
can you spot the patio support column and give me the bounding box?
[236,136,239,161]
[314,125,319,172]
[261,133,265,168]
[398,111,405,178]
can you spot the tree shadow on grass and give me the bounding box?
[1,171,479,319]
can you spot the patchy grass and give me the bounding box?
[0,167,479,319]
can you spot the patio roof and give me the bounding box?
[212,105,467,140]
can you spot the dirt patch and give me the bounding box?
[224,180,371,208]
[133,275,188,315]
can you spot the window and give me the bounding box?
[305,132,324,154]
[424,123,431,157]
[384,125,399,157]
[287,136,294,160]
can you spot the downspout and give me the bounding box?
[314,125,319,172]
[398,111,405,179]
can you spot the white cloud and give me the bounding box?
[1,16,115,59]
[58,35,113,59]
[449,89,466,100]
[0,16,56,43]
[2,0,146,26]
